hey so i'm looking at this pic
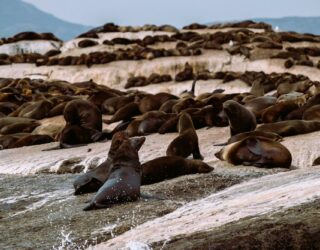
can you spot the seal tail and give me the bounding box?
[83,202,96,211]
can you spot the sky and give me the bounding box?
[23,0,320,27]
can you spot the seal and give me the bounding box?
[223,100,257,136]
[244,96,277,118]
[54,99,103,148]
[0,120,40,135]
[261,100,300,123]
[103,102,140,124]
[73,131,129,195]
[63,99,102,131]
[141,156,213,185]
[286,93,320,120]
[0,133,30,149]
[215,130,283,146]
[138,92,178,113]
[312,157,320,166]
[102,95,136,115]
[215,136,292,168]
[166,112,203,159]
[83,136,146,211]
[10,134,54,148]
[256,120,320,137]
[302,104,320,121]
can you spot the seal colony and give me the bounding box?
[1,20,320,212]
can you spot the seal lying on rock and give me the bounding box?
[73,132,128,195]
[256,120,320,137]
[83,136,146,211]
[141,156,213,185]
[215,136,292,168]
[166,112,203,160]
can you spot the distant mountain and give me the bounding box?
[253,16,320,35]
[0,0,92,40]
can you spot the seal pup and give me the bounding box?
[223,100,257,136]
[83,136,146,211]
[141,156,213,185]
[166,112,203,160]
[73,131,129,195]
[215,136,292,168]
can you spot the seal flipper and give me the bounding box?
[74,177,104,195]
[42,142,88,151]
[193,144,204,160]
[91,129,112,142]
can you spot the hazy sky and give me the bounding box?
[24,0,320,27]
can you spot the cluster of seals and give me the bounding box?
[125,73,172,88]
[78,22,179,38]
[3,22,320,69]
[0,31,61,45]
[103,34,175,47]
[37,46,202,67]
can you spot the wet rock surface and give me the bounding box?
[0,171,245,249]
[151,200,320,250]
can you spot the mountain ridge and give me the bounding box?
[0,0,92,40]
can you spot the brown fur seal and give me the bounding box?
[312,157,320,166]
[64,99,102,131]
[0,117,36,129]
[244,96,277,117]
[166,112,203,159]
[0,120,40,135]
[102,95,136,115]
[103,102,140,124]
[139,92,178,113]
[175,62,194,82]
[223,100,257,136]
[52,99,103,148]
[261,100,300,123]
[277,80,313,96]
[73,132,129,195]
[9,134,54,148]
[18,100,53,119]
[286,93,320,120]
[141,156,213,185]
[138,113,175,135]
[256,120,320,137]
[215,131,283,146]
[215,136,292,168]
[302,104,320,121]
[83,136,146,211]
[0,133,30,149]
